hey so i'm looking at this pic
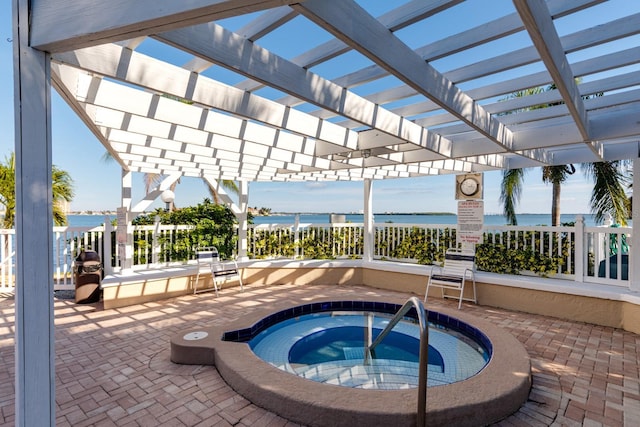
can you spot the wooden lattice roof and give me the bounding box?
[40,0,640,182]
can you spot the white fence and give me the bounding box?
[246,220,632,288]
[0,221,632,292]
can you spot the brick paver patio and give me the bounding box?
[1,283,639,426]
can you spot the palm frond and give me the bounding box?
[582,162,630,225]
[500,169,525,225]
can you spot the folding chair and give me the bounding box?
[424,249,477,309]
[193,247,243,296]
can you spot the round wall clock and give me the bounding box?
[459,176,479,196]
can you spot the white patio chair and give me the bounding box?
[193,247,243,296]
[424,248,477,309]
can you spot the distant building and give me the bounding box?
[57,200,71,214]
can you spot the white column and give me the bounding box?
[103,217,114,275]
[574,215,584,283]
[363,179,374,262]
[120,169,133,271]
[152,216,161,265]
[294,214,301,259]
[237,181,249,261]
[13,0,55,424]
[631,158,640,292]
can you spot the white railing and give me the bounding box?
[481,224,576,278]
[0,229,15,291]
[245,219,632,288]
[0,225,107,292]
[584,225,631,286]
[102,221,198,276]
[53,226,106,290]
[248,222,364,259]
[373,223,456,262]
[0,219,632,292]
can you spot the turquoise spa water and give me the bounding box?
[249,311,490,389]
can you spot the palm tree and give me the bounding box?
[499,169,525,226]
[500,85,630,226]
[542,164,576,227]
[501,162,629,226]
[583,161,630,225]
[0,152,74,228]
[206,179,239,205]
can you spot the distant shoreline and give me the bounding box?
[68,212,117,216]
[266,212,456,216]
[67,212,605,227]
[260,212,590,217]
[68,211,593,217]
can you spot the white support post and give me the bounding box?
[103,216,114,275]
[152,216,161,265]
[120,169,133,271]
[574,215,584,283]
[631,158,640,292]
[294,214,300,259]
[13,0,56,424]
[363,179,374,262]
[237,181,249,261]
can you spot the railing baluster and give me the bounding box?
[0,219,632,292]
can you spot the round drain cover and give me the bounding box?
[183,331,208,341]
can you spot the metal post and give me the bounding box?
[369,297,428,426]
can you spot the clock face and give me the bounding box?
[460,177,479,196]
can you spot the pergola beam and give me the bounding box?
[316,10,640,125]
[234,0,463,92]
[202,176,241,214]
[52,52,531,178]
[29,0,299,53]
[184,6,298,76]
[131,174,182,214]
[154,25,456,158]
[271,0,601,108]
[52,45,362,154]
[514,0,598,158]
[294,0,514,153]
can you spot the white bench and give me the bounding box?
[425,249,477,309]
[194,247,243,296]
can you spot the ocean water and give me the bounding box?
[251,213,602,226]
[67,214,116,227]
[67,213,603,227]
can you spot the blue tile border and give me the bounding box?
[221,300,492,358]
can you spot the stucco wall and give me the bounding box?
[102,262,640,334]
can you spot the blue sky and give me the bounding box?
[0,2,630,215]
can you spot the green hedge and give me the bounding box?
[115,204,575,277]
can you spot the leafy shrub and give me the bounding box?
[132,199,238,260]
[475,244,558,277]
[388,227,456,265]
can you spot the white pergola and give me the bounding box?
[12,0,640,425]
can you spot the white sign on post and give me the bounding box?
[116,207,130,269]
[116,207,128,244]
[457,200,484,244]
